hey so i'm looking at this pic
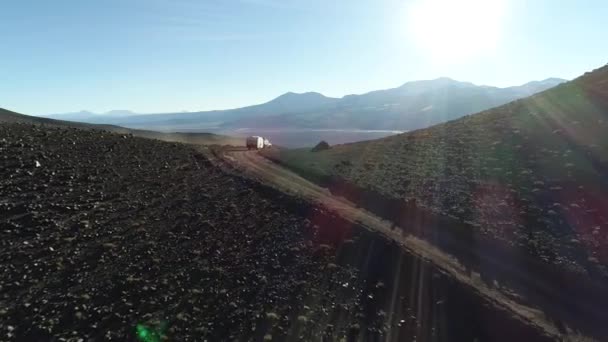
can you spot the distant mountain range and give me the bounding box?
[1,108,243,146]
[41,110,139,122]
[43,77,567,132]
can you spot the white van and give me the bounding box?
[246,136,264,150]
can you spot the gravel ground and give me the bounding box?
[0,123,559,342]
[0,124,369,341]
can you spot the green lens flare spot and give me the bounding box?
[136,324,161,342]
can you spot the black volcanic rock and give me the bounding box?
[0,123,365,341]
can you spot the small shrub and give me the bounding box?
[311,140,330,152]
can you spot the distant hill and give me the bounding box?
[48,92,340,130]
[232,77,567,131]
[0,108,243,146]
[42,110,97,122]
[254,91,339,113]
[266,65,608,278]
[39,78,566,132]
[42,110,139,122]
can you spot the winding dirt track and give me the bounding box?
[220,149,578,340]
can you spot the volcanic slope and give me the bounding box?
[0,123,369,341]
[0,107,242,146]
[267,64,608,278]
[2,122,565,342]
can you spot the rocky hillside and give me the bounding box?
[0,121,565,341]
[0,123,363,340]
[1,120,566,342]
[268,64,608,278]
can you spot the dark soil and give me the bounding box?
[0,123,553,341]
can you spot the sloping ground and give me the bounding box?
[0,108,243,146]
[0,124,357,341]
[0,123,559,341]
[267,64,608,279]
[225,150,608,340]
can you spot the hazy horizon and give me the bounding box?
[39,75,569,116]
[2,0,607,115]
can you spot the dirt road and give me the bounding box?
[219,149,603,341]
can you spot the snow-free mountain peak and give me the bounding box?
[40,76,568,134]
[263,91,338,112]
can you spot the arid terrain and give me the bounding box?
[0,123,365,341]
[1,68,606,341]
[223,148,608,341]
[3,1,605,341]
[1,120,562,341]
[265,65,608,282]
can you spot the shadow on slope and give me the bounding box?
[262,64,608,339]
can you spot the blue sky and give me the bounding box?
[1,0,607,115]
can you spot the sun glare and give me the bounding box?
[406,0,507,61]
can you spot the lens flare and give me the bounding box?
[406,0,507,62]
[136,324,161,342]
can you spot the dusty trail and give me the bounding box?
[219,149,599,341]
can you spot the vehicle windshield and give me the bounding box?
[1,1,608,341]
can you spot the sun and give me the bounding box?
[406,0,507,61]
